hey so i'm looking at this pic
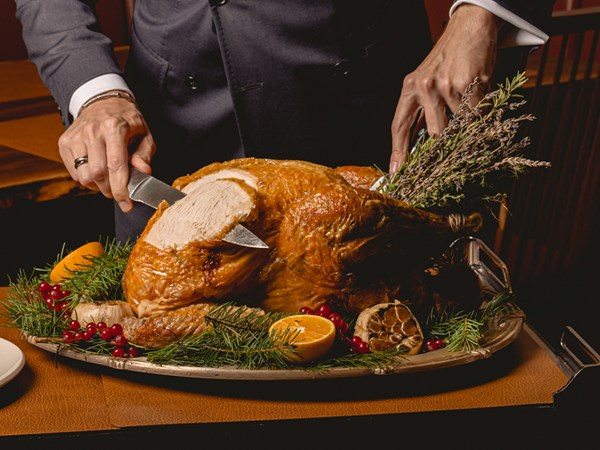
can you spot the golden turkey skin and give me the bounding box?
[121,158,481,347]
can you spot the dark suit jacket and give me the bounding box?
[16,0,554,177]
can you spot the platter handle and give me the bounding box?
[451,236,512,294]
[553,326,600,409]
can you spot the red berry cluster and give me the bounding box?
[424,337,446,352]
[347,335,370,354]
[38,281,71,313]
[299,304,369,354]
[62,320,139,358]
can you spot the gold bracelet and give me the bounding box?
[78,90,137,115]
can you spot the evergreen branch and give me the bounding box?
[45,238,132,304]
[426,289,518,352]
[2,238,132,337]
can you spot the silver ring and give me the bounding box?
[74,156,88,170]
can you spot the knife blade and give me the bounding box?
[127,169,268,249]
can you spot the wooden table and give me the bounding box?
[0,287,596,449]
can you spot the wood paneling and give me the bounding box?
[498,7,600,284]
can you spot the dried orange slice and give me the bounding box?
[50,241,105,283]
[269,314,336,363]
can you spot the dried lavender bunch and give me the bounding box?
[379,72,550,209]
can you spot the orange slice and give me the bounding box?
[50,241,105,283]
[269,314,336,363]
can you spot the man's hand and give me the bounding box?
[58,96,156,212]
[389,4,502,173]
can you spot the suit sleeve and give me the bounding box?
[452,0,557,46]
[15,0,123,126]
[479,0,556,30]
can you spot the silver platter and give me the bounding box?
[27,237,523,381]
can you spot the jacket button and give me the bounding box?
[209,0,228,5]
[333,61,351,77]
[186,75,200,91]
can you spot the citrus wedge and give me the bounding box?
[269,314,336,363]
[50,241,105,283]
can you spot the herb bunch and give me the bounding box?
[380,72,550,209]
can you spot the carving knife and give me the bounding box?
[127,168,268,249]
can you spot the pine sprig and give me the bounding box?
[38,238,132,304]
[146,303,409,370]
[146,303,296,368]
[426,290,518,352]
[2,238,132,337]
[205,302,288,334]
[379,72,550,209]
[2,270,66,337]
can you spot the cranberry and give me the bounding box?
[62,330,75,342]
[44,298,54,310]
[356,342,370,354]
[338,321,349,335]
[110,323,123,336]
[38,281,52,296]
[299,306,314,315]
[48,289,64,301]
[425,339,438,352]
[128,347,139,358]
[73,332,84,342]
[435,338,446,349]
[315,304,332,317]
[351,336,363,346]
[328,313,343,328]
[82,330,94,341]
[112,347,125,358]
[113,334,127,347]
[99,328,113,341]
[97,321,108,330]
[54,301,66,313]
[68,320,80,331]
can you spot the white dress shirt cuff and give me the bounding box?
[450,0,550,47]
[69,74,133,118]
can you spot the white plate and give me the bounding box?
[0,338,25,387]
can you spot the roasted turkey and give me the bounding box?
[121,158,482,347]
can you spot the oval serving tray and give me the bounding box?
[27,311,523,381]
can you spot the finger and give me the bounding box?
[130,132,156,175]
[84,137,112,198]
[105,133,133,213]
[58,133,79,183]
[390,94,421,173]
[467,81,487,111]
[444,89,463,115]
[421,93,448,138]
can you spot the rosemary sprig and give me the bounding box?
[380,72,550,209]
